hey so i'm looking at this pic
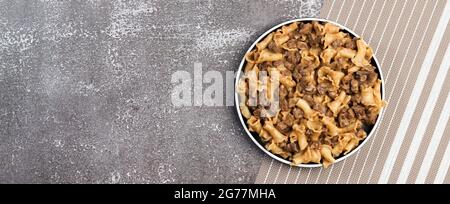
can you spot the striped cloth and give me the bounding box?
[255,0,450,184]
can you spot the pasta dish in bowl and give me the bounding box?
[235,18,386,168]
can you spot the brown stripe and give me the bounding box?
[264,162,283,184]
[446,174,450,184]
[361,0,385,42]
[295,167,312,184]
[254,157,273,184]
[352,0,375,35]
[273,162,289,184]
[445,161,450,183]
[305,168,322,184]
[425,120,450,183]
[282,166,295,184]
[368,0,399,53]
[319,0,335,18]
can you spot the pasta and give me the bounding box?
[239,21,386,167]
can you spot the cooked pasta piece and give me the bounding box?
[296,98,318,119]
[257,49,284,63]
[327,91,351,116]
[318,66,345,87]
[321,145,336,168]
[256,33,274,51]
[263,120,287,144]
[320,48,337,65]
[352,39,371,67]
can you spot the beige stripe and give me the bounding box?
[325,0,337,20]
[275,162,291,184]
[329,0,344,21]
[318,0,384,183]
[371,0,439,183]
[281,0,339,184]
[273,162,283,183]
[264,160,279,184]
[315,0,355,184]
[293,168,302,183]
[335,0,347,22]
[343,0,365,27]
[442,139,450,183]
[324,1,376,183]
[304,168,313,183]
[435,118,450,183]
[425,120,450,183]
[350,0,369,34]
[445,168,450,184]
[362,0,385,45]
[353,0,392,183]
[324,0,362,182]
[255,156,273,184]
[283,166,292,184]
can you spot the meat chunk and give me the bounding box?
[352,105,366,121]
[284,143,299,153]
[338,108,356,128]
[293,108,304,119]
[276,121,291,135]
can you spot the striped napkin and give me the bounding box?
[255,0,450,184]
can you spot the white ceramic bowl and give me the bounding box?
[235,18,386,168]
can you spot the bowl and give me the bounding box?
[234,18,386,168]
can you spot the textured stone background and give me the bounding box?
[0,0,322,183]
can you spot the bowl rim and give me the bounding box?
[234,17,386,168]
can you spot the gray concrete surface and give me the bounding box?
[0,0,323,183]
